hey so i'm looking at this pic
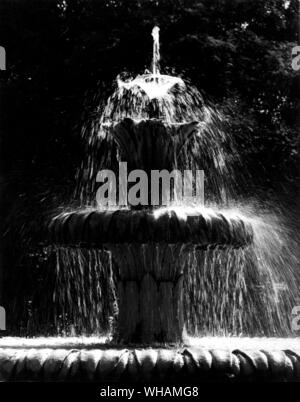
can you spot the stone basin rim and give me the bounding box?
[48,208,254,248]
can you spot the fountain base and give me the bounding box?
[0,338,299,382]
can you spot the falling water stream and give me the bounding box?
[152,26,160,76]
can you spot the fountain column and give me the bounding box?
[111,244,186,343]
[106,119,199,343]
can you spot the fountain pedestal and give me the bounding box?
[111,244,186,343]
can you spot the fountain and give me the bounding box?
[0,27,299,382]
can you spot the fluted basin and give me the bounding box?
[49,207,253,248]
[0,337,299,382]
[109,119,199,172]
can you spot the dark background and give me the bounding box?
[0,0,299,334]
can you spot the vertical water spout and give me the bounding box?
[152,26,160,76]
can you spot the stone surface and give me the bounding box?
[0,346,299,382]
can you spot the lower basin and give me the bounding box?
[0,336,299,382]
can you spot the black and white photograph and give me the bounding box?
[0,0,300,394]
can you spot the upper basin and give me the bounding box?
[48,207,253,248]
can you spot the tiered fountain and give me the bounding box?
[0,27,299,382]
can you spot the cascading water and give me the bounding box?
[47,26,299,339]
